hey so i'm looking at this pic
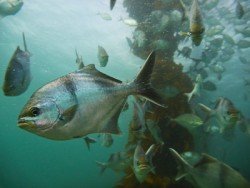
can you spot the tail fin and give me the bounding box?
[95,161,107,175]
[169,148,192,181]
[22,32,28,52]
[133,51,166,107]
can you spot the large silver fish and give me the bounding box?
[169,148,250,188]
[2,33,31,96]
[18,52,164,140]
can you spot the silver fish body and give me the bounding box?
[18,52,164,140]
[2,33,31,96]
[18,67,128,140]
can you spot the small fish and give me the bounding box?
[223,34,235,45]
[97,12,112,20]
[97,45,109,67]
[120,17,138,27]
[75,49,84,70]
[110,0,116,10]
[83,136,97,151]
[239,56,250,64]
[236,0,244,19]
[18,51,165,140]
[101,133,113,147]
[199,97,241,133]
[190,0,205,46]
[202,81,217,91]
[184,74,202,102]
[177,46,192,58]
[2,33,32,96]
[96,151,131,174]
[237,39,250,49]
[130,101,145,132]
[0,0,23,19]
[169,148,250,188]
[181,0,205,46]
[127,101,146,145]
[171,113,203,129]
[133,144,156,183]
[209,63,225,80]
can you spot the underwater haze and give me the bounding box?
[0,0,136,187]
[1,0,250,187]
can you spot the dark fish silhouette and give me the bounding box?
[2,33,32,96]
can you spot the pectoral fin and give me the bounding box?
[101,103,123,134]
[61,104,78,122]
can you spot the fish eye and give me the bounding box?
[30,107,41,117]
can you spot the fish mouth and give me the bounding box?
[17,118,36,129]
[138,164,149,170]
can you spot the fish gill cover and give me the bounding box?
[0,0,250,188]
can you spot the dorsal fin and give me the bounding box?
[22,32,28,52]
[75,48,79,59]
[78,64,122,83]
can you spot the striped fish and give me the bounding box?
[189,0,205,46]
[18,51,165,140]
